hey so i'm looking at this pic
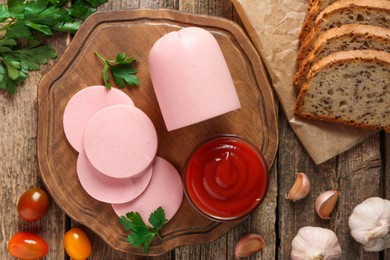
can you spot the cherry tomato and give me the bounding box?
[17,187,50,222]
[64,228,92,260]
[8,232,48,259]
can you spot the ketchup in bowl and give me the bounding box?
[184,134,269,221]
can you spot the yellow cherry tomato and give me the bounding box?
[63,228,91,260]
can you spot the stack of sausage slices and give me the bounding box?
[294,0,390,132]
[63,85,183,223]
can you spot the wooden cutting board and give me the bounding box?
[37,9,279,256]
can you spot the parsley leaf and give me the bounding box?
[84,0,108,8]
[149,207,167,232]
[0,4,10,22]
[94,51,140,89]
[68,0,101,20]
[118,207,168,254]
[0,63,18,93]
[0,0,108,94]
[5,22,32,39]
[17,44,58,78]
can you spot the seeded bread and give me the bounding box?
[295,50,390,132]
[294,24,390,87]
[306,0,321,12]
[299,0,339,42]
[296,0,390,66]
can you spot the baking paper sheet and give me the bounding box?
[232,0,375,164]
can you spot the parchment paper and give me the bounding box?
[232,0,375,164]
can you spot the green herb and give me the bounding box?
[0,0,108,94]
[94,51,140,89]
[118,207,168,254]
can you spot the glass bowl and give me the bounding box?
[183,134,269,222]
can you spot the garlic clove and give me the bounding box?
[315,190,339,219]
[286,172,311,201]
[234,233,265,259]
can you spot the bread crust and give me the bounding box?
[307,49,390,75]
[295,50,390,131]
[298,0,337,43]
[307,0,319,11]
[297,0,390,66]
[294,24,390,87]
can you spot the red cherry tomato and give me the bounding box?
[17,187,50,222]
[64,228,92,260]
[8,232,48,259]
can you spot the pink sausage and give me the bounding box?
[83,104,157,179]
[63,85,134,152]
[76,148,153,204]
[148,27,241,131]
[112,157,183,224]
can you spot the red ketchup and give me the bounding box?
[184,135,269,221]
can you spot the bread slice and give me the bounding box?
[297,0,390,66]
[306,0,322,12]
[299,0,340,42]
[295,50,390,132]
[294,24,390,87]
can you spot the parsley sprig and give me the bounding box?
[0,0,108,94]
[94,51,140,89]
[118,207,168,254]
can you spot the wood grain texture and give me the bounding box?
[2,0,389,259]
[37,8,278,257]
[337,134,382,259]
[278,111,386,259]
[385,133,390,260]
[0,34,69,259]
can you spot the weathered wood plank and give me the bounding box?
[6,0,389,259]
[179,0,233,17]
[0,33,69,259]
[337,134,382,260]
[383,133,390,260]
[278,113,334,259]
[278,109,383,259]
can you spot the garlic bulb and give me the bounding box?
[290,226,341,260]
[348,197,390,251]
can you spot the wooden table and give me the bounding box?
[1,0,389,259]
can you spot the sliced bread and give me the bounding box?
[306,0,322,12]
[295,50,390,132]
[296,0,390,66]
[294,24,390,87]
[299,0,339,42]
